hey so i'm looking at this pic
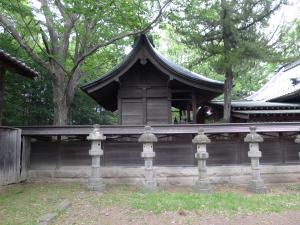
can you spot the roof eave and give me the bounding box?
[0,50,38,79]
[81,34,224,95]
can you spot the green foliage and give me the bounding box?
[69,90,117,125]
[156,0,296,101]
[0,0,167,125]
[277,18,300,60]
[0,33,119,125]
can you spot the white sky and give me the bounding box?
[269,0,300,27]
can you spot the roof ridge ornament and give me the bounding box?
[139,51,148,65]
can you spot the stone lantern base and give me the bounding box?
[142,180,158,192]
[194,180,212,193]
[87,177,105,191]
[248,179,267,194]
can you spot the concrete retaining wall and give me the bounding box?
[28,165,300,186]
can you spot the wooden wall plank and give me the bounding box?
[29,134,300,169]
[0,128,21,185]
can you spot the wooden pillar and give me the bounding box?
[179,109,183,123]
[20,136,31,181]
[0,67,6,126]
[56,136,62,169]
[143,87,147,124]
[192,93,197,123]
[187,105,191,122]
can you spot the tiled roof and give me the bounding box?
[246,60,300,102]
[0,49,38,78]
[210,100,300,109]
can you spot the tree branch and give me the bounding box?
[0,14,48,69]
[54,0,65,17]
[69,0,172,76]
[238,1,284,31]
[39,0,58,51]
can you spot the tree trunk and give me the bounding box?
[49,60,80,125]
[0,67,5,126]
[52,78,70,125]
[51,66,70,125]
[223,67,233,122]
[221,0,233,123]
[53,97,69,125]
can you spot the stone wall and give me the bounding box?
[28,165,300,186]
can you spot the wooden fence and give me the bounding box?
[0,127,21,185]
[17,122,300,169]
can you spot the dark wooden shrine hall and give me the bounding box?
[81,34,224,125]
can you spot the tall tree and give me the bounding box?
[0,0,171,125]
[169,0,286,122]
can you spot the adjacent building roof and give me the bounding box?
[81,34,224,110]
[0,49,38,79]
[210,100,300,120]
[211,100,300,109]
[246,59,300,102]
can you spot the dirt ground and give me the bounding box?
[55,202,300,225]
[53,185,300,225]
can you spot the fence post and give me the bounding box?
[192,128,211,193]
[244,126,267,194]
[87,124,106,191]
[138,125,158,192]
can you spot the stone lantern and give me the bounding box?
[192,128,211,193]
[244,126,267,194]
[138,125,158,192]
[87,124,106,191]
[294,129,300,159]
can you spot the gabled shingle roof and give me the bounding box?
[81,34,224,93]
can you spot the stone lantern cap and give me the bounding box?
[87,124,106,141]
[244,126,263,143]
[138,125,158,143]
[192,128,211,144]
[295,128,300,143]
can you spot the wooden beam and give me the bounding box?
[17,122,300,136]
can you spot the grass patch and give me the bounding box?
[2,183,300,225]
[287,184,300,191]
[0,182,79,225]
[92,186,300,214]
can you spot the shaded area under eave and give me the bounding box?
[81,34,224,111]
